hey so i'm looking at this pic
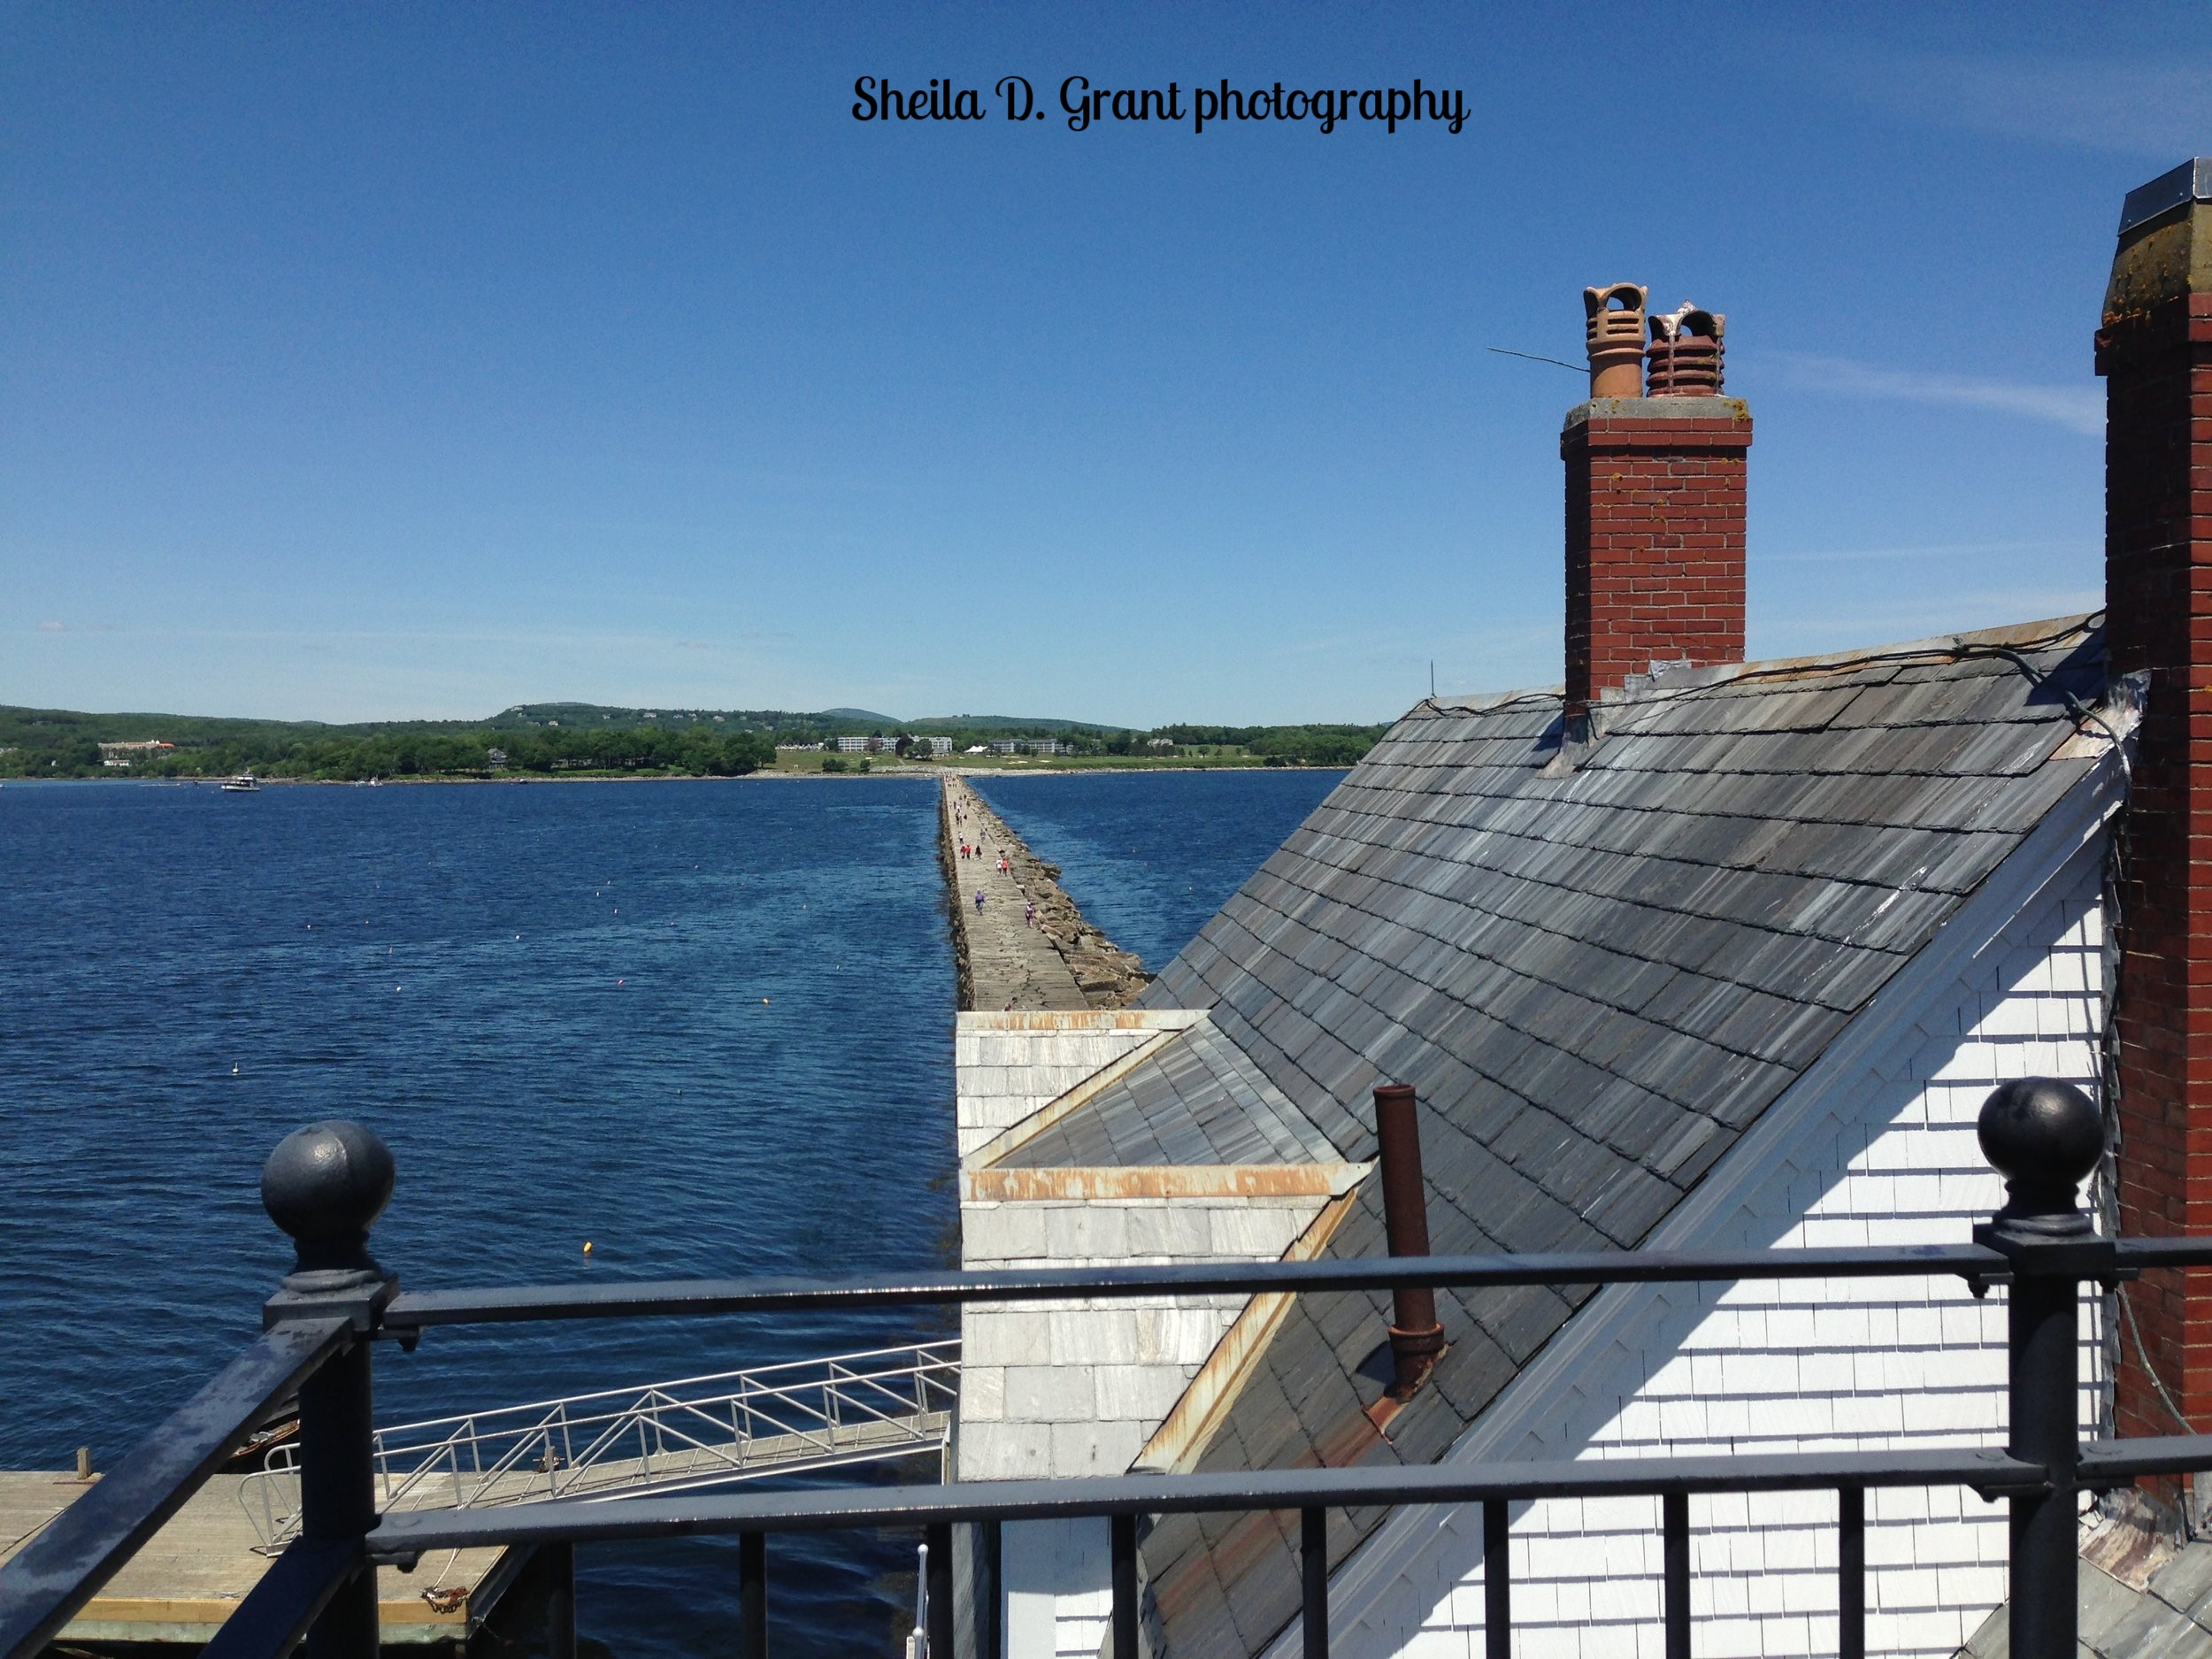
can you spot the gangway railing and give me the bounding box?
[8,1081,2212,1659]
[237,1341,958,1549]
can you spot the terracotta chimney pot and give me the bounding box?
[1646,303,1726,396]
[1584,283,1649,399]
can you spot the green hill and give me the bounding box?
[0,702,1386,779]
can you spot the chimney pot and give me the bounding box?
[1374,1082,1444,1397]
[1646,303,1726,396]
[1584,283,1649,399]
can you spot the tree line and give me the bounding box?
[1,723,775,781]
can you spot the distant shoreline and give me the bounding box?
[3,762,1351,787]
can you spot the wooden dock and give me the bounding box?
[0,1471,521,1645]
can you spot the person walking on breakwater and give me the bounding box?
[974,889,987,913]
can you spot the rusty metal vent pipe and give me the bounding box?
[1582,283,1649,399]
[1374,1083,1445,1396]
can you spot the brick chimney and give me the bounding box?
[2101,158,2212,1455]
[1563,287,1753,719]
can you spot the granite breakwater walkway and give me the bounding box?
[940,778,1151,1012]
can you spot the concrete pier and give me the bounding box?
[0,1471,520,1644]
[941,778,1149,1012]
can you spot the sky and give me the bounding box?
[3,4,2208,728]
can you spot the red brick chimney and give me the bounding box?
[2102,158,2212,1455]
[1563,287,1753,720]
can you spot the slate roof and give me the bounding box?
[1961,1546,2212,1657]
[975,617,2115,1657]
[997,1017,1339,1168]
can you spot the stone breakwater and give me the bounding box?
[940,777,1152,1012]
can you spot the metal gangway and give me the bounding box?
[240,1340,958,1551]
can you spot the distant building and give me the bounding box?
[928,736,954,756]
[1024,739,1071,757]
[835,735,871,753]
[485,748,507,769]
[98,740,173,768]
[1146,737,1175,749]
[989,739,1021,756]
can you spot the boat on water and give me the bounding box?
[219,774,261,793]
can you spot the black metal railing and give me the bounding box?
[6,1078,2212,1659]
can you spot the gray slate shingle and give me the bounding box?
[980,624,2109,1657]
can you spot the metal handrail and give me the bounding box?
[377,1241,2017,1329]
[1,1087,2200,1659]
[239,1341,959,1548]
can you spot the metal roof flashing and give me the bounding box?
[2119,157,2212,237]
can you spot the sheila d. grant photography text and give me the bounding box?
[850,74,1469,134]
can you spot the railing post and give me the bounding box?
[926,1522,954,1659]
[1661,1492,1689,1659]
[738,1531,766,1659]
[1837,1487,1863,1659]
[1974,1078,2109,1659]
[543,1540,577,1659]
[1484,1499,1509,1659]
[260,1122,400,1659]
[1301,1507,1326,1659]
[977,1520,1002,1659]
[1110,1514,1138,1659]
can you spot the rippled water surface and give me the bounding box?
[1,777,957,1655]
[0,769,1339,1654]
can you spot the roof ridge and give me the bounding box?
[1412,612,2101,720]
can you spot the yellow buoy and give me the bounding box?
[583,1241,594,1256]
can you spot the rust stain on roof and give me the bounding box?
[962,1163,1366,1203]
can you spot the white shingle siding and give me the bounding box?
[953,1012,1202,1160]
[1294,822,2109,1659]
[963,1187,1328,1652]
[958,1194,1320,1482]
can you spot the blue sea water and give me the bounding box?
[0,769,1335,1655]
[969,769,1347,975]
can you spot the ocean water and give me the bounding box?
[0,769,1338,1655]
[969,769,1347,975]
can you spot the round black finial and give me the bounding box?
[262,1121,395,1274]
[1978,1078,2103,1230]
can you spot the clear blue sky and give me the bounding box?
[4,4,2207,726]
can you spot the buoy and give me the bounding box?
[761,997,770,1005]
[232,1064,240,1075]
[396,985,403,991]
[583,1240,594,1256]
[618,978,626,985]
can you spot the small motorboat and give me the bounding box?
[220,774,262,793]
